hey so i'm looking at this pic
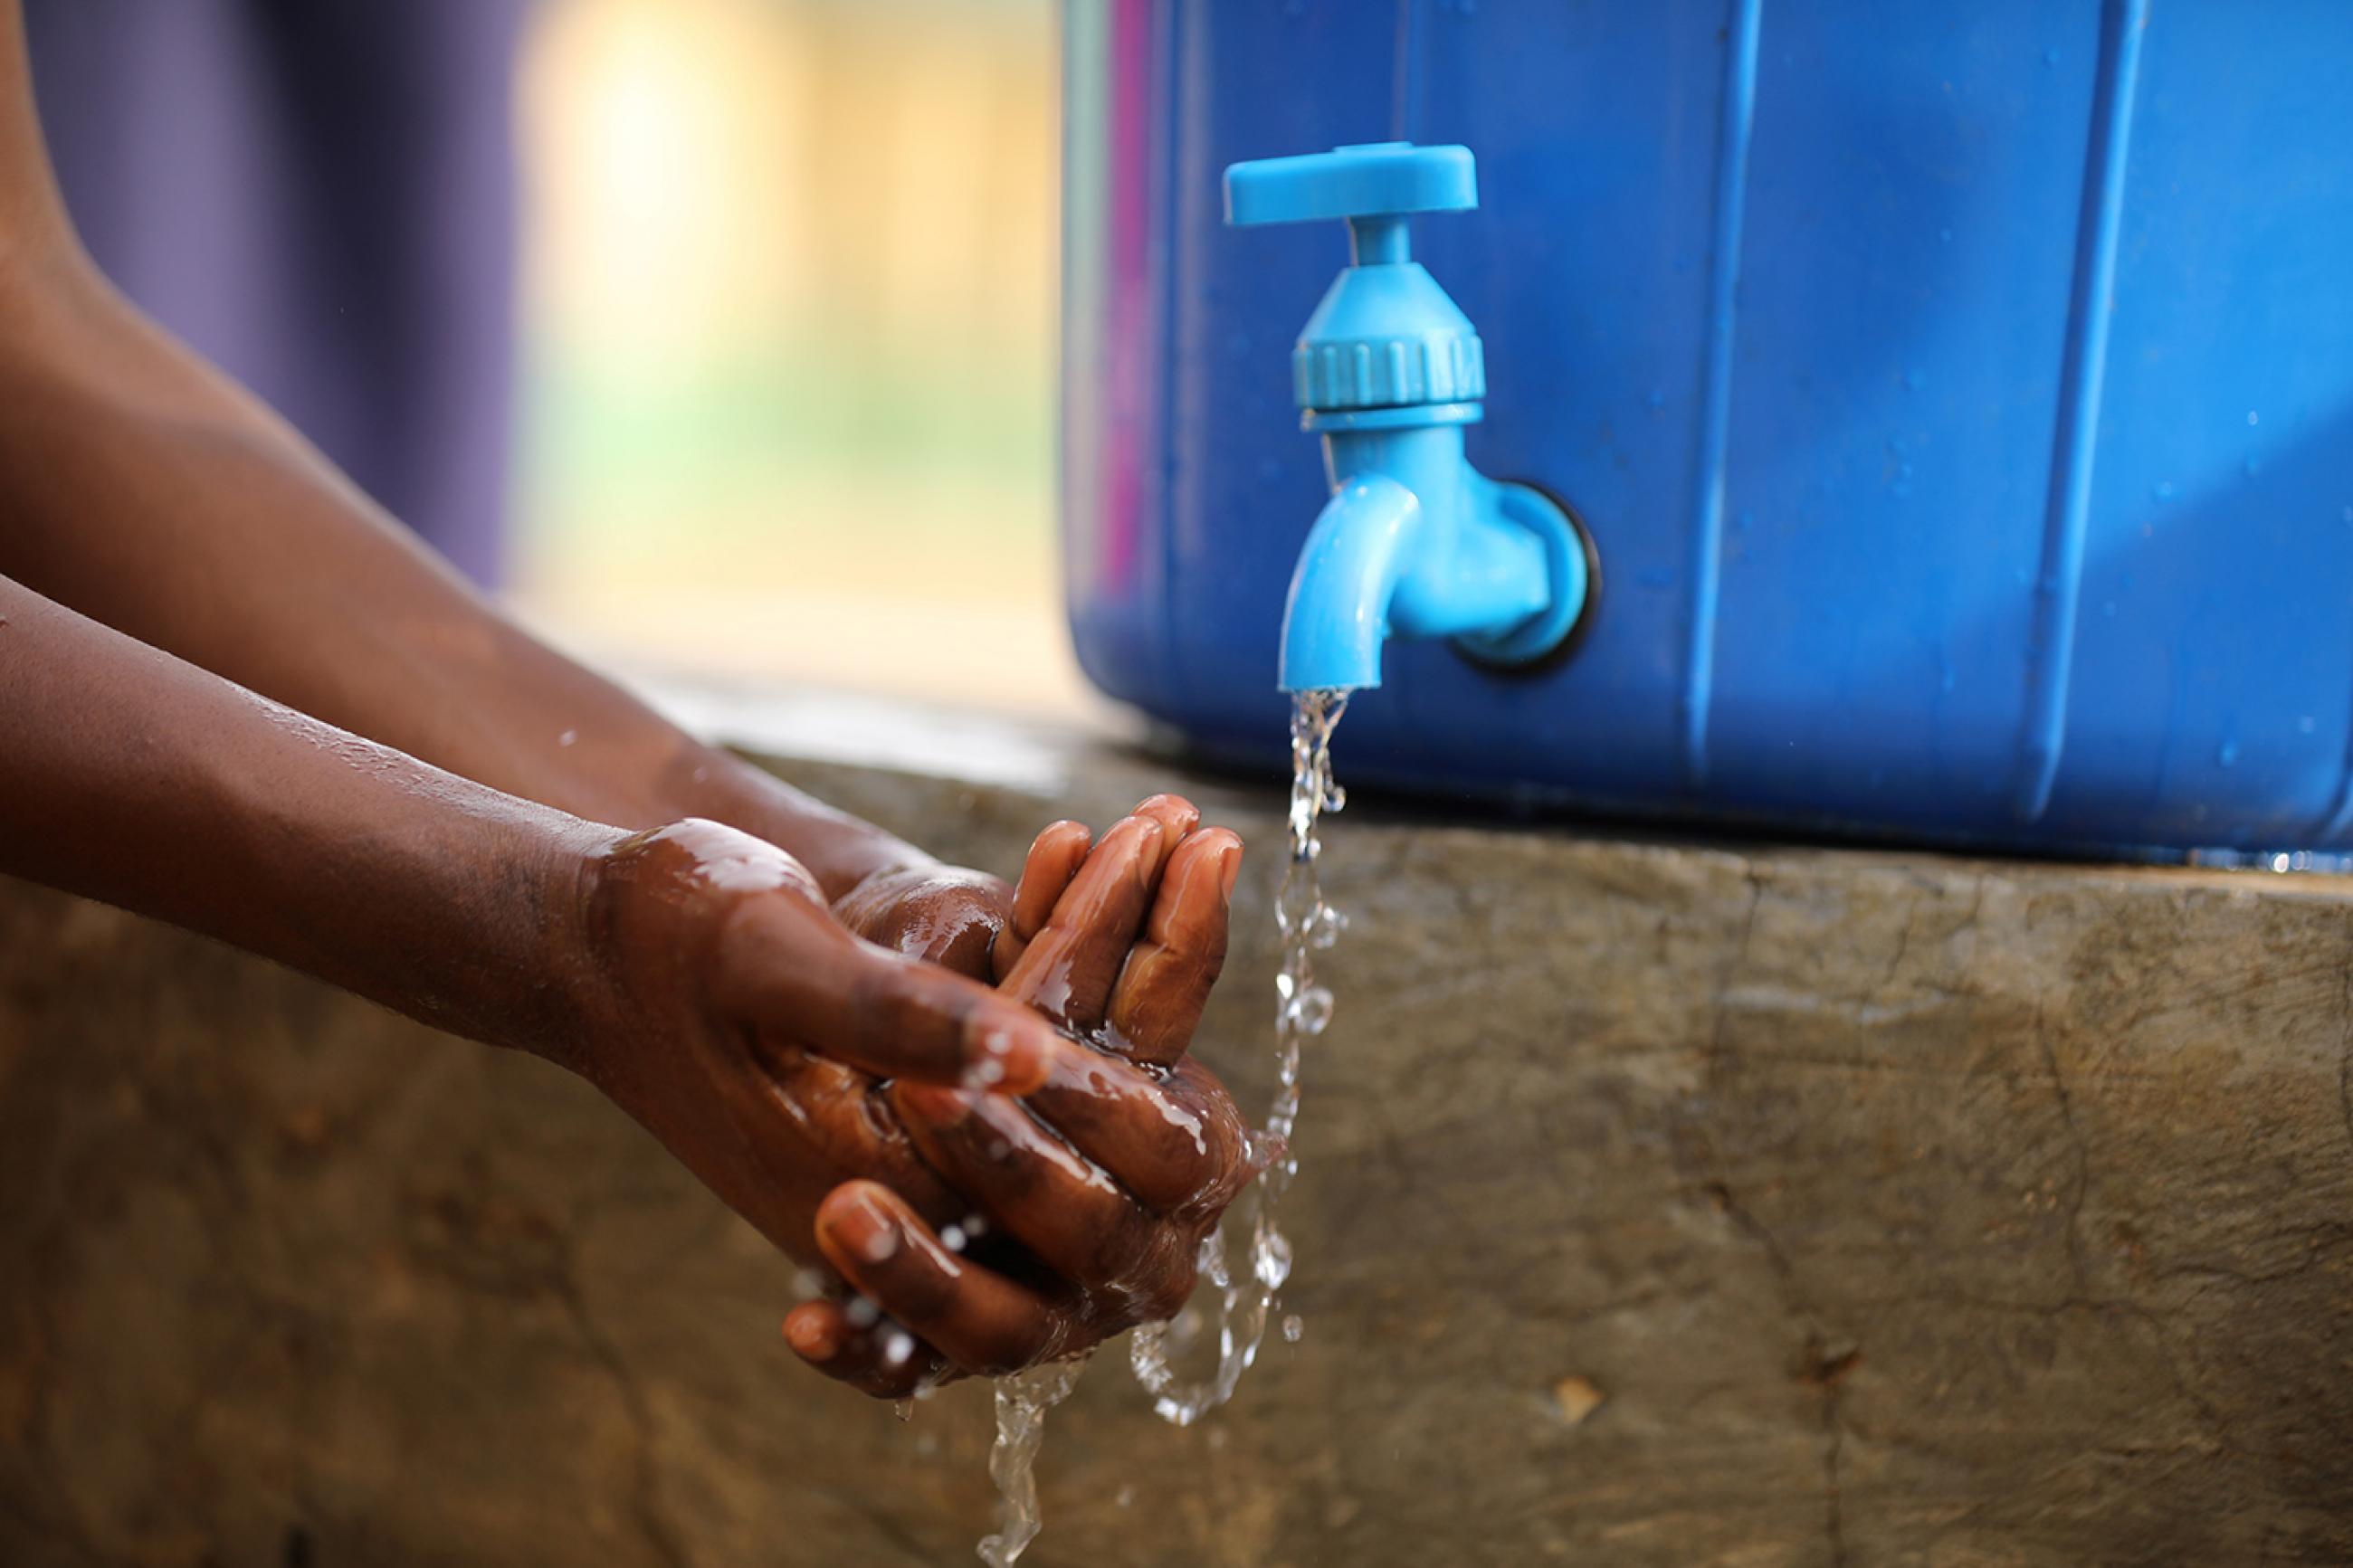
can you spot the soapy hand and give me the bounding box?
[784,794,1257,1397]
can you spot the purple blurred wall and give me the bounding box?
[23,0,532,587]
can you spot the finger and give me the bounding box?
[812,1181,1064,1376]
[744,1036,959,1220]
[1019,1049,1253,1215]
[893,1083,1160,1291]
[1129,794,1202,853]
[1103,827,1243,1066]
[998,815,1168,1033]
[783,1297,952,1400]
[716,908,1065,1092]
[993,821,1092,981]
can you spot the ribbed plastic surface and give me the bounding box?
[1293,328,1484,410]
[1062,0,2353,858]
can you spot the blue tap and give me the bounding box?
[1224,142,1594,693]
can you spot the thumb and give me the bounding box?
[712,895,1062,1091]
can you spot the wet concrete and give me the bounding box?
[4,677,2351,1565]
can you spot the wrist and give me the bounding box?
[662,743,938,900]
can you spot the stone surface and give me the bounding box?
[5,679,2353,1566]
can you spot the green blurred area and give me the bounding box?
[521,337,1051,576]
[506,0,1078,712]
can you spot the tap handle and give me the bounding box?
[1224,142,1476,261]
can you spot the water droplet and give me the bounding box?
[941,1224,967,1253]
[557,728,579,748]
[2217,738,2241,767]
[845,1297,880,1329]
[1254,1231,1294,1290]
[2153,479,2176,501]
[2247,410,2261,426]
[1116,1485,1137,1508]
[1282,1316,1305,1343]
[1286,986,1334,1036]
[893,1398,914,1423]
[2298,715,2317,735]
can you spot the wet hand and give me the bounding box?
[828,861,1014,981]
[783,795,1260,1397]
[565,819,1068,1267]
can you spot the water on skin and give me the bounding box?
[1129,688,1349,1424]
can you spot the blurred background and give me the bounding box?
[512,0,1077,717]
[27,0,1084,718]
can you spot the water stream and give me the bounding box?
[1128,688,1348,1422]
[976,1358,1090,1567]
[974,689,1352,1561]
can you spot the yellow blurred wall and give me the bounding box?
[510,0,1085,717]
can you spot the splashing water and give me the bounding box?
[976,1358,1089,1566]
[1129,688,1350,1424]
[968,689,1351,1561]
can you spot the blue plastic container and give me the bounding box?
[1061,0,2353,857]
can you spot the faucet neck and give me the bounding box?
[1345,214,1411,265]
[1322,423,1471,526]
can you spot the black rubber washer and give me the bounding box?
[1453,480,1602,679]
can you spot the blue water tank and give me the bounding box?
[1060,0,2353,858]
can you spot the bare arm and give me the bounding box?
[0,0,922,903]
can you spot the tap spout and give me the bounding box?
[1279,474,1423,693]
[1279,426,1568,693]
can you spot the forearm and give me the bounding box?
[0,570,611,1051]
[0,0,923,897]
[0,255,925,897]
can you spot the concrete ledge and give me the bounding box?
[5,677,2351,1565]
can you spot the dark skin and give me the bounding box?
[789,796,1257,1396]
[0,2,1251,1395]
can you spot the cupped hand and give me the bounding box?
[567,818,1068,1269]
[828,860,1014,980]
[782,795,1261,1397]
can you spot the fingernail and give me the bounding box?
[830,1189,901,1265]
[784,1307,841,1361]
[974,1018,1053,1095]
[901,1082,976,1125]
[1219,842,1243,899]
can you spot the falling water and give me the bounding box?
[970,689,1351,1561]
[1128,688,1350,1424]
[976,1358,1089,1567]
